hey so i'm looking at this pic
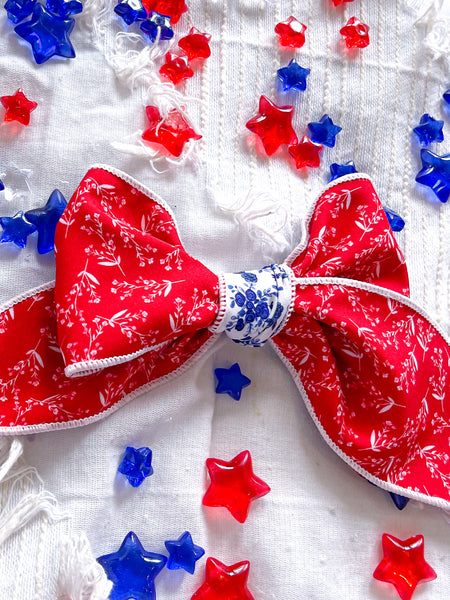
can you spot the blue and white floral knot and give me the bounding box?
[209,264,295,347]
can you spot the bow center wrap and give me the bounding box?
[210,265,295,346]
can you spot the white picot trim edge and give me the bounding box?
[208,272,227,334]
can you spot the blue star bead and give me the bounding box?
[384,207,405,233]
[24,189,67,254]
[114,0,147,25]
[0,211,36,248]
[4,0,36,24]
[443,89,450,106]
[389,492,409,510]
[117,446,153,487]
[97,531,166,600]
[46,0,82,17]
[140,11,173,43]
[14,3,76,64]
[0,180,4,192]
[416,149,450,203]
[164,531,205,574]
[214,363,251,401]
[413,113,444,147]
[277,59,310,92]
[328,161,358,182]
[307,114,342,148]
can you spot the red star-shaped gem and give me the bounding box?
[142,105,201,157]
[288,135,323,169]
[246,95,297,156]
[191,557,255,600]
[373,534,437,600]
[178,27,211,61]
[331,0,355,6]
[340,16,370,49]
[141,0,187,23]
[159,52,194,85]
[1,88,38,126]
[202,450,270,523]
[274,16,307,49]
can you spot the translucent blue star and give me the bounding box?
[384,207,405,233]
[4,0,36,24]
[415,149,450,203]
[140,11,173,43]
[277,59,310,92]
[97,531,166,600]
[0,211,36,248]
[25,189,67,254]
[117,446,153,487]
[0,180,4,192]
[114,0,147,25]
[14,3,76,64]
[328,161,357,182]
[307,114,342,148]
[164,531,205,574]
[389,492,409,510]
[413,113,444,147]
[214,363,251,401]
[46,0,82,18]
[443,89,450,106]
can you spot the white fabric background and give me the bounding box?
[0,0,450,598]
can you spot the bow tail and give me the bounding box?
[0,284,217,433]
[272,279,450,508]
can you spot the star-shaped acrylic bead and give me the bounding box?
[413,113,444,146]
[246,95,297,156]
[97,531,166,600]
[328,160,357,181]
[142,0,186,24]
[331,0,355,6]
[159,52,194,85]
[443,89,450,106]
[24,189,67,254]
[46,0,82,18]
[307,114,342,147]
[191,557,255,600]
[203,450,270,523]
[140,11,174,43]
[0,180,4,192]
[142,105,201,157]
[415,149,450,202]
[117,446,153,487]
[274,16,307,49]
[14,3,76,64]
[114,0,147,25]
[1,89,37,126]
[288,136,323,169]
[373,534,436,600]
[178,27,211,61]
[340,16,370,49]
[214,363,251,401]
[165,531,205,574]
[277,59,310,92]
[389,492,409,509]
[4,0,36,24]
[0,211,36,248]
[384,207,405,233]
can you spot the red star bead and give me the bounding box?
[288,135,323,169]
[142,106,201,157]
[202,450,270,523]
[340,16,370,49]
[331,0,355,6]
[159,53,194,85]
[141,0,187,23]
[246,95,297,156]
[191,557,255,600]
[373,534,437,600]
[178,27,211,61]
[1,89,37,126]
[274,16,307,49]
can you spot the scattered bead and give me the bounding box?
[214,363,251,401]
[114,0,147,25]
[0,211,36,248]
[389,492,409,510]
[97,531,166,600]
[277,58,310,92]
[307,114,342,148]
[159,52,194,85]
[165,531,205,574]
[328,160,357,181]
[245,95,297,156]
[373,534,436,600]
[1,89,37,126]
[203,450,270,523]
[4,0,36,24]
[25,189,67,254]
[384,207,405,233]
[46,0,82,18]
[415,149,450,203]
[142,105,202,157]
[331,0,355,5]
[117,446,153,487]
[288,136,323,169]
[191,557,255,600]
[443,89,450,106]
[413,113,444,146]
[0,180,4,192]
[142,0,187,24]
[274,16,307,49]
[140,11,174,43]
[340,16,370,49]
[178,27,211,61]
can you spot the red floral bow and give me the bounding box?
[0,165,449,509]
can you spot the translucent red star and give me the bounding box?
[191,557,255,600]
[331,0,355,6]
[159,53,194,85]
[178,27,211,60]
[288,136,323,169]
[246,95,297,156]
[340,17,370,49]
[1,88,37,126]
[274,16,307,49]
[142,106,201,157]
[141,0,187,23]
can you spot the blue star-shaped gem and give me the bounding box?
[117,446,153,487]
[14,3,76,64]
[114,0,147,25]
[0,211,36,248]
[4,0,36,24]
[307,114,342,148]
[328,161,357,182]
[416,149,450,203]
[46,0,82,17]
[277,59,310,92]
[24,189,67,254]
[389,492,409,510]
[140,11,173,43]
[164,531,205,574]
[443,89,450,106]
[413,113,444,147]
[0,180,4,192]
[214,363,251,401]
[97,531,166,600]
[383,207,405,233]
